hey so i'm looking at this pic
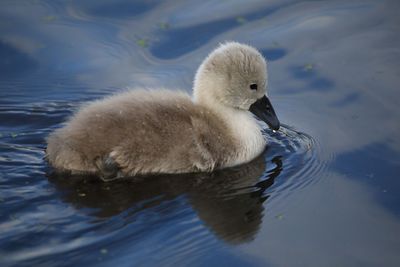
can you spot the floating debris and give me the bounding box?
[366,173,374,178]
[275,214,284,220]
[35,224,47,232]
[136,39,148,48]
[78,193,86,197]
[100,248,108,254]
[10,133,18,138]
[9,214,18,221]
[303,63,314,71]
[236,16,247,24]
[42,15,57,23]
[159,22,170,30]
[272,41,280,47]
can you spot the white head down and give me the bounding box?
[193,42,280,130]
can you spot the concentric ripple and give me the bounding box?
[255,124,326,199]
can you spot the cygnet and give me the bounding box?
[46,42,280,179]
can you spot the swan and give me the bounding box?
[46,42,280,179]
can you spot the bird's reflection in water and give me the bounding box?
[48,152,282,244]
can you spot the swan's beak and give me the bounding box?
[249,95,280,130]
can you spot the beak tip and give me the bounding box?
[271,123,280,131]
[267,119,280,131]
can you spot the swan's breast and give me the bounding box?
[222,110,266,167]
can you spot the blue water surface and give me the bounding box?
[1,0,400,266]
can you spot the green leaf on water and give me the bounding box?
[159,22,170,30]
[236,16,247,24]
[136,39,148,48]
[303,63,314,71]
[366,173,374,178]
[272,41,280,47]
[42,15,57,23]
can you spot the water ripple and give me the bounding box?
[261,124,327,197]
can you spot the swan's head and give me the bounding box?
[193,42,280,130]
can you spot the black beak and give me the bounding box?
[249,95,280,130]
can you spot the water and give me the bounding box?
[1,0,400,266]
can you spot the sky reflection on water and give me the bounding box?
[1,0,400,266]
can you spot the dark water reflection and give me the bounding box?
[1,0,400,266]
[80,0,160,19]
[149,2,290,60]
[48,154,279,244]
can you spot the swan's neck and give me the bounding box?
[198,100,266,166]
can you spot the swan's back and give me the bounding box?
[46,90,236,176]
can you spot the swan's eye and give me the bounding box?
[250,83,258,90]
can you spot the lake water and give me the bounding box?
[1,0,400,266]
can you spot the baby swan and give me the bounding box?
[46,42,280,179]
